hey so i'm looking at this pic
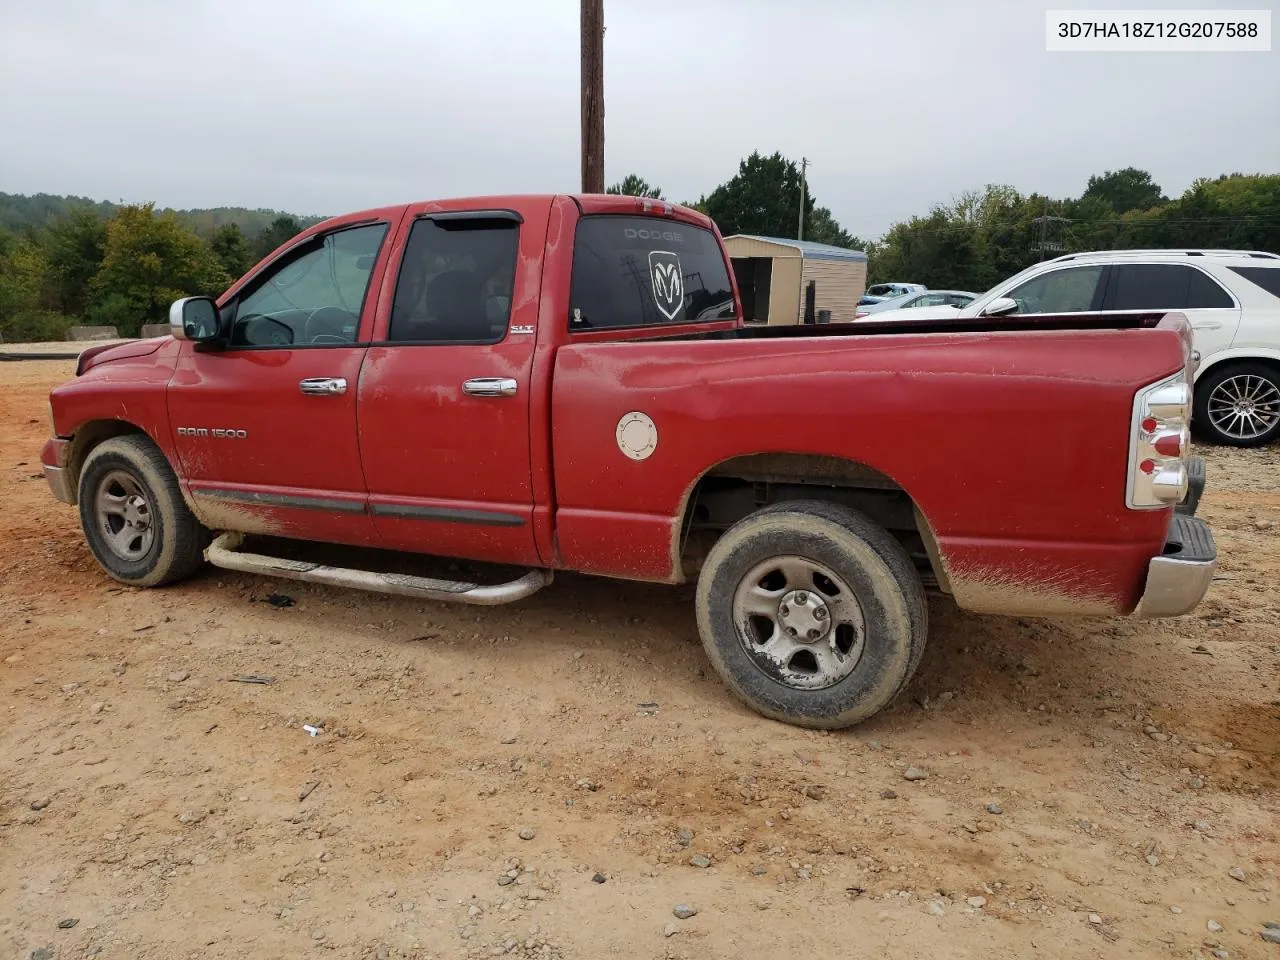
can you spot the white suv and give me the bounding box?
[881,250,1280,446]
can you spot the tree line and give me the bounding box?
[610,160,1280,289]
[865,169,1280,290]
[0,200,317,341]
[3,162,1277,341]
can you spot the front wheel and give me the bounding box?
[695,500,928,729]
[1193,363,1280,447]
[78,435,208,587]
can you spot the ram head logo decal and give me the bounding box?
[648,251,684,321]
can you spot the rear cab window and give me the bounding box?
[569,216,736,331]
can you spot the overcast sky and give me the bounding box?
[0,0,1275,238]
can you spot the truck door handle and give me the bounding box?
[298,377,348,396]
[463,377,518,397]
[1192,321,1222,330]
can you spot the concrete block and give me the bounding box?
[66,325,120,341]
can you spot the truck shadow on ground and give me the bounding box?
[223,536,1164,738]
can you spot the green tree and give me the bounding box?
[41,209,107,316]
[805,205,868,250]
[89,204,229,337]
[1081,167,1166,215]
[210,223,253,281]
[701,151,861,249]
[702,151,811,240]
[606,174,663,199]
[0,231,74,342]
[252,215,303,260]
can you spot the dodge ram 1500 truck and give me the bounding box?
[41,194,1217,728]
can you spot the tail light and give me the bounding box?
[1127,374,1192,509]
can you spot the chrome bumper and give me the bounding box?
[44,465,76,504]
[1134,514,1216,618]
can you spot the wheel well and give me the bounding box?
[1197,356,1280,390]
[677,453,947,591]
[66,420,147,492]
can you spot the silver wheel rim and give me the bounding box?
[731,555,866,690]
[94,469,156,562]
[1207,374,1280,441]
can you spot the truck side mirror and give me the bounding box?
[982,296,1019,317]
[170,297,221,342]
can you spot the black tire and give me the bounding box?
[78,435,207,587]
[1193,362,1280,448]
[695,500,928,729]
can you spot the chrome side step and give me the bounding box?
[205,533,553,606]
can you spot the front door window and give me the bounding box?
[1005,265,1104,314]
[231,224,388,346]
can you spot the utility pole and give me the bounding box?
[797,157,809,241]
[1037,196,1048,260]
[580,0,605,194]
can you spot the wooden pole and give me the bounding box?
[581,0,605,193]
[798,157,809,240]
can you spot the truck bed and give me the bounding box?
[683,311,1172,341]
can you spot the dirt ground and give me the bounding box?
[2,359,1278,960]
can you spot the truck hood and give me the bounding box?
[77,337,168,375]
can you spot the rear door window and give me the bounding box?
[1104,264,1190,310]
[1186,269,1234,308]
[569,216,736,330]
[388,217,520,344]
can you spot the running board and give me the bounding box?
[205,533,553,606]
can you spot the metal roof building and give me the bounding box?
[723,235,869,325]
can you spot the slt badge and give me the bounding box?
[615,412,658,461]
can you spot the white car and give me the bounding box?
[856,289,979,317]
[865,250,1280,447]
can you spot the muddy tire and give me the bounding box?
[695,500,927,728]
[78,435,207,587]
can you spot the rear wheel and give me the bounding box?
[1194,363,1280,447]
[695,500,927,729]
[78,435,207,587]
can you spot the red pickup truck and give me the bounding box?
[41,194,1216,728]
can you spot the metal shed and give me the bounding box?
[722,235,869,325]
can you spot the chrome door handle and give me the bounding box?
[463,377,518,397]
[1192,321,1222,330]
[299,377,348,396]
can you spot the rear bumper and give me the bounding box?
[41,437,76,504]
[1134,514,1216,618]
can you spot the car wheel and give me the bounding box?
[695,500,928,729]
[78,435,208,587]
[1193,363,1280,448]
